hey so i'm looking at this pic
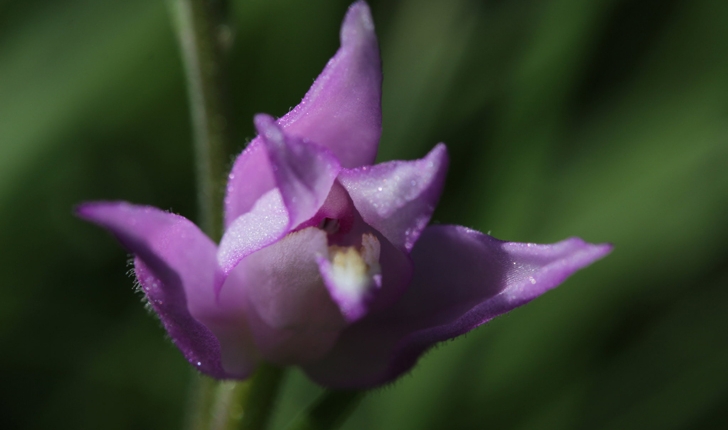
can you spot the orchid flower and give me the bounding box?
[77,1,611,389]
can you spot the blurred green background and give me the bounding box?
[1,0,727,428]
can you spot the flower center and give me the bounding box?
[327,233,381,296]
[318,217,340,235]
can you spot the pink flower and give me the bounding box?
[77,1,611,389]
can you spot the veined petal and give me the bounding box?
[223,227,348,365]
[255,114,341,229]
[76,202,255,379]
[224,1,381,226]
[303,225,612,388]
[339,144,449,252]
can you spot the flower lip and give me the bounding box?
[318,232,383,323]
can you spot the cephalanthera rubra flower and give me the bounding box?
[78,1,611,388]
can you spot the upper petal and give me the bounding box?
[279,1,382,168]
[224,1,382,226]
[76,202,255,378]
[303,225,612,388]
[255,114,341,229]
[218,116,342,275]
[338,144,449,252]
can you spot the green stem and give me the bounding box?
[209,381,252,430]
[204,364,285,430]
[168,0,236,429]
[167,2,290,430]
[286,390,365,430]
[185,375,218,430]
[169,0,231,241]
[183,364,285,430]
[239,363,286,430]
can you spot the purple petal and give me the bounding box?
[338,144,449,252]
[303,225,612,388]
[76,202,255,379]
[218,189,289,275]
[222,227,348,365]
[224,140,275,228]
[279,1,382,168]
[292,181,356,234]
[219,115,343,275]
[224,1,381,226]
[255,114,341,229]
